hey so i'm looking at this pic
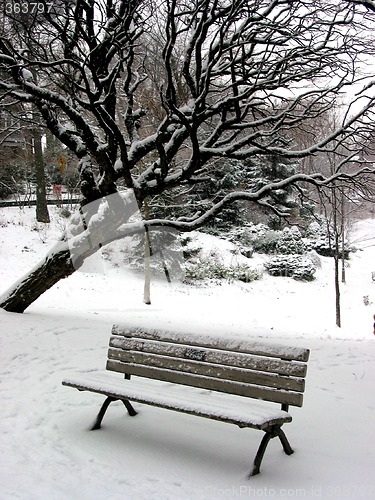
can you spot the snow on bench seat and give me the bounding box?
[63,371,292,430]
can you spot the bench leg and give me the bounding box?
[91,397,138,430]
[277,427,294,456]
[91,396,116,430]
[121,399,138,417]
[249,426,294,477]
[250,430,273,477]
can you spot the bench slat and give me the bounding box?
[109,336,308,377]
[112,324,310,362]
[62,372,293,430]
[106,359,304,407]
[107,348,305,392]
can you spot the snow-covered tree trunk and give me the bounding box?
[0,189,140,312]
[0,244,73,313]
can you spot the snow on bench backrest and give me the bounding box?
[111,324,310,362]
[107,324,310,408]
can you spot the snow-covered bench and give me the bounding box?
[62,324,310,477]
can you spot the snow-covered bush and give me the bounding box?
[226,223,264,243]
[247,230,280,254]
[311,238,335,257]
[304,220,352,258]
[275,226,305,254]
[309,236,352,259]
[306,221,324,239]
[304,221,332,256]
[184,253,262,283]
[247,225,305,255]
[184,253,228,281]
[225,223,278,254]
[265,254,316,281]
[228,263,262,283]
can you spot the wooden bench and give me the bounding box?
[62,324,310,477]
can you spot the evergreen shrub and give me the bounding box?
[304,221,352,259]
[184,255,262,283]
[248,230,280,254]
[265,254,316,281]
[276,226,305,254]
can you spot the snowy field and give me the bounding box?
[1,206,375,499]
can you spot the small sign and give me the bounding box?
[57,155,65,174]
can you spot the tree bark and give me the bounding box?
[0,245,74,313]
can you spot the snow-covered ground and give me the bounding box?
[1,206,375,499]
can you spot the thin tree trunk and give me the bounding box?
[143,199,151,305]
[334,253,341,328]
[34,126,50,223]
[333,204,341,327]
[332,186,341,327]
[30,68,50,223]
[341,194,346,284]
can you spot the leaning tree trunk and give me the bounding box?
[0,190,140,313]
[0,244,75,313]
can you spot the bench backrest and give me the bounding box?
[107,324,310,408]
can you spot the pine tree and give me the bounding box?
[243,154,300,226]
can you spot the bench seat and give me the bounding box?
[63,371,292,430]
